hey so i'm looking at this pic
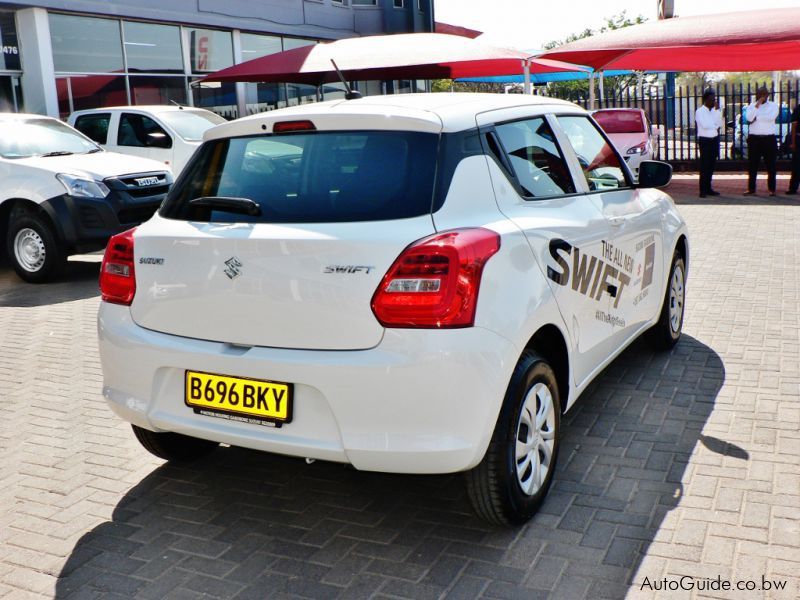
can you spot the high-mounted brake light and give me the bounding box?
[371,228,501,328]
[272,120,316,133]
[100,228,137,305]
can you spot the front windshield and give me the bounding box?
[159,110,226,141]
[0,119,100,159]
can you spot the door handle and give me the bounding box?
[608,216,626,227]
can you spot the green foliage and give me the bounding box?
[430,79,510,94]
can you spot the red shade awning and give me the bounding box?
[200,33,583,85]
[541,8,800,72]
[435,22,483,39]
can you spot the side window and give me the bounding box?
[118,113,172,149]
[557,115,628,191]
[493,117,576,198]
[74,113,110,144]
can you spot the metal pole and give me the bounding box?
[589,72,596,109]
[598,71,605,107]
[523,60,532,95]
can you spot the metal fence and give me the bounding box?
[553,79,800,168]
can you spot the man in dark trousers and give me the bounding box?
[744,86,779,196]
[787,100,800,195]
[695,89,722,197]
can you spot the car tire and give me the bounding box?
[131,424,219,462]
[466,352,561,525]
[647,252,686,350]
[6,213,67,283]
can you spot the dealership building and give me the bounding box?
[0,0,434,119]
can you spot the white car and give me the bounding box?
[98,93,688,525]
[68,106,226,176]
[592,108,660,179]
[0,113,172,282]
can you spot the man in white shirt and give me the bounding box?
[744,86,780,196]
[695,89,723,197]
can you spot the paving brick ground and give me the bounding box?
[0,173,798,599]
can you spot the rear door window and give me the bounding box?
[74,113,111,144]
[118,113,172,148]
[493,117,576,198]
[160,130,439,223]
[557,115,630,191]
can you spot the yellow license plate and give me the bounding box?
[185,370,293,425]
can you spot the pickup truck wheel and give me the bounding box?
[132,425,219,462]
[7,214,66,283]
[466,352,561,525]
[648,253,686,350]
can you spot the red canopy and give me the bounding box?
[200,33,582,85]
[435,22,483,39]
[541,8,800,71]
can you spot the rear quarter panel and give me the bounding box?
[432,153,574,407]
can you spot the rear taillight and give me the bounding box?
[272,120,316,133]
[371,228,500,328]
[100,228,136,305]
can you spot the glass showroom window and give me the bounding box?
[283,37,317,107]
[56,75,127,118]
[187,27,237,119]
[50,14,127,117]
[123,21,183,73]
[124,21,188,106]
[50,14,124,73]
[241,33,285,115]
[0,11,23,112]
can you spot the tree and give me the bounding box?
[430,79,510,94]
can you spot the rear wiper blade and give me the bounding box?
[40,151,74,157]
[85,148,103,154]
[188,196,262,216]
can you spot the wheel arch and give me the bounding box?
[674,233,688,269]
[1,197,70,250]
[522,324,571,413]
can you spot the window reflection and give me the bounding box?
[56,75,127,119]
[187,28,233,73]
[50,14,123,73]
[129,76,187,106]
[192,81,237,120]
[123,21,183,73]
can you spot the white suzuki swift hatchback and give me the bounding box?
[98,93,688,525]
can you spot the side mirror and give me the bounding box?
[636,160,672,189]
[726,120,735,129]
[147,132,173,149]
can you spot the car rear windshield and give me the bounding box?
[592,110,645,134]
[160,131,439,223]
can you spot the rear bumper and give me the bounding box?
[98,303,519,474]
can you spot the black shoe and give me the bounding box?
[708,190,720,196]
[743,190,756,196]
[787,190,797,195]
[699,193,707,198]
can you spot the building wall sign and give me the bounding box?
[0,13,22,71]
